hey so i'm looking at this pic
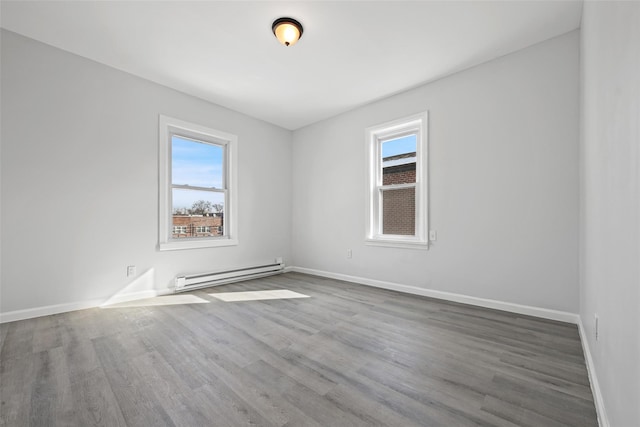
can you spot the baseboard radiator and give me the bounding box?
[174,261,285,293]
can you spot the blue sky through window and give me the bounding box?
[172,136,224,210]
[382,134,416,158]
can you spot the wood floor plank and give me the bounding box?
[204,349,324,427]
[486,373,598,426]
[0,272,598,426]
[0,323,9,349]
[481,395,571,427]
[0,348,35,426]
[323,382,425,427]
[129,350,221,427]
[29,347,75,426]
[1,317,35,361]
[68,367,128,427]
[92,335,175,426]
[243,359,371,427]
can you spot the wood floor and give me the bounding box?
[1,272,598,426]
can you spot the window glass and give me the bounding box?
[171,188,224,216]
[381,187,416,235]
[382,135,417,186]
[171,136,223,188]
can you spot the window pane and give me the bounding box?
[382,187,415,235]
[172,136,223,188]
[382,135,417,185]
[172,189,224,238]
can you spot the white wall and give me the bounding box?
[580,2,640,426]
[292,31,580,313]
[0,30,292,314]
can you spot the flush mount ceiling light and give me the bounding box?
[272,17,303,47]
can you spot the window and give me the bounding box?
[366,112,428,248]
[173,226,188,235]
[159,115,238,250]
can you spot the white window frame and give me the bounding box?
[365,112,428,249]
[159,115,238,250]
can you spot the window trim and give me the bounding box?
[159,115,238,251]
[365,112,429,249]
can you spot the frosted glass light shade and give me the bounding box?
[272,17,303,46]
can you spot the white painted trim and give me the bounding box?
[0,299,105,324]
[0,289,174,323]
[577,318,610,427]
[364,238,429,250]
[159,237,238,251]
[158,114,239,251]
[290,266,579,323]
[365,111,429,248]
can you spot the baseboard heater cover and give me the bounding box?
[174,261,284,293]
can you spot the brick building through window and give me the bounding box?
[382,152,416,235]
[172,212,223,238]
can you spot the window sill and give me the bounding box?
[159,238,238,251]
[365,238,429,250]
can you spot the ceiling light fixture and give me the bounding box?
[272,17,303,47]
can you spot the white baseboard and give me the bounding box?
[1,266,579,326]
[0,289,173,323]
[0,298,105,324]
[290,266,579,324]
[577,318,610,427]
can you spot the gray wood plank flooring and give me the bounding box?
[0,272,598,426]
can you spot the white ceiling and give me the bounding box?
[1,1,582,130]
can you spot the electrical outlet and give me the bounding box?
[275,257,283,265]
[429,230,437,241]
[347,249,352,259]
[595,314,599,341]
[127,265,136,277]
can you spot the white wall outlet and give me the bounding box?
[275,257,283,265]
[429,230,437,241]
[595,314,599,341]
[347,249,353,259]
[127,265,136,277]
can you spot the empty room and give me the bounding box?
[1,1,638,426]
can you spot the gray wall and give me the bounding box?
[580,2,640,426]
[1,30,292,313]
[291,31,580,313]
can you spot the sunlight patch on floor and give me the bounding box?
[102,294,210,308]
[209,289,310,302]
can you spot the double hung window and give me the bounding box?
[159,116,237,250]
[366,112,428,248]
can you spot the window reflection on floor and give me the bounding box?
[102,294,209,308]
[209,289,310,302]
